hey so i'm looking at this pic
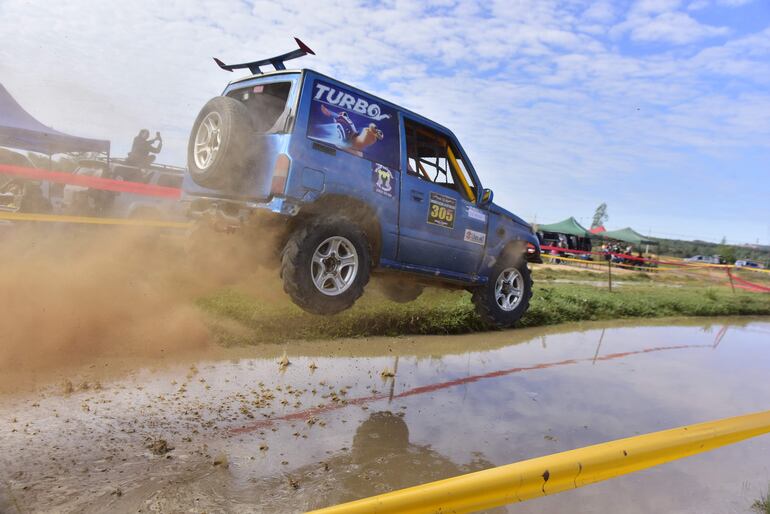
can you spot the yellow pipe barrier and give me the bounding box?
[737,266,770,275]
[309,410,770,514]
[0,210,192,229]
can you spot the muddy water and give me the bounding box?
[1,318,769,514]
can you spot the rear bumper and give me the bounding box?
[183,193,300,230]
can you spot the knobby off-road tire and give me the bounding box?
[187,96,254,189]
[472,257,533,329]
[281,216,371,315]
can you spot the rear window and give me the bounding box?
[227,82,293,133]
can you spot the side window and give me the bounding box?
[405,120,476,202]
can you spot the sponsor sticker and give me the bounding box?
[306,79,400,169]
[427,192,456,229]
[372,163,396,198]
[464,229,486,246]
[466,205,487,223]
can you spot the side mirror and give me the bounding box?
[480,188,493,206]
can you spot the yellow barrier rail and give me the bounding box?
[0,211,192,229]
[309,409,770,514]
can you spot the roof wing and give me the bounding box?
[213,37,315,75]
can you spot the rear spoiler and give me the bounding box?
[213,37,315,75]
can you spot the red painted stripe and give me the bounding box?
[228,343,708,435]
[0,164,181,199]
[727,269,770,293]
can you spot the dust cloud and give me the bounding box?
[0,223,280,379]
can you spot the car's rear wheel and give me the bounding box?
[187,96,254,189]
[281,216,371,315]
[472,257,532,328]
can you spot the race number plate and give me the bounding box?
[427,192,456,229]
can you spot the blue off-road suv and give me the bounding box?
[184,40,541,327]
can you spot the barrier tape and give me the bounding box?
[0,164,182,199]
[541,253,680,271]
[0,210,192,229]
[541,253,623,268]
[309,410,770,514]
[540,254,769,292]
[542,244,714,268]
[541,244,675,265]
[541,244,770,274]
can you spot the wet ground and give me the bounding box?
[1,317,769,513]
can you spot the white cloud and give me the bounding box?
[716,0,755,5]
[689,0,755,9]
[632,0,684,15]
[632,11,728,43]
[612,8,729,44]
[581,1,616,24]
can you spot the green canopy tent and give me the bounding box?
[536,217,592,238]
[600,227,658,246]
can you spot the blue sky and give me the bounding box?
[0,0,768,244]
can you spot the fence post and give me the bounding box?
[608,257,613,292]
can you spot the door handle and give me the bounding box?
[411,190,424,201]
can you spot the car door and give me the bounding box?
[396,118,488,274]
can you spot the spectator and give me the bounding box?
[126,129,162,168]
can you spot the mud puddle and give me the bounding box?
[1,317,769,513]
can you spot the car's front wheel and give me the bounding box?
[281,216,371,315]
[472,257,532,328]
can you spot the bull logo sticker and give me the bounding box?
[373,163,396,198]
[307,80,399,169]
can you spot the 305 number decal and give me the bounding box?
[430,204,454,223]
[427,192,457,229]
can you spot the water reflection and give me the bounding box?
[250,411,501,512]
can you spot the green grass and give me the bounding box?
[753,486,770,514]
[197,276,770,346]
[532,266,653,282]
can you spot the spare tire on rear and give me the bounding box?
[187,96,254,189]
